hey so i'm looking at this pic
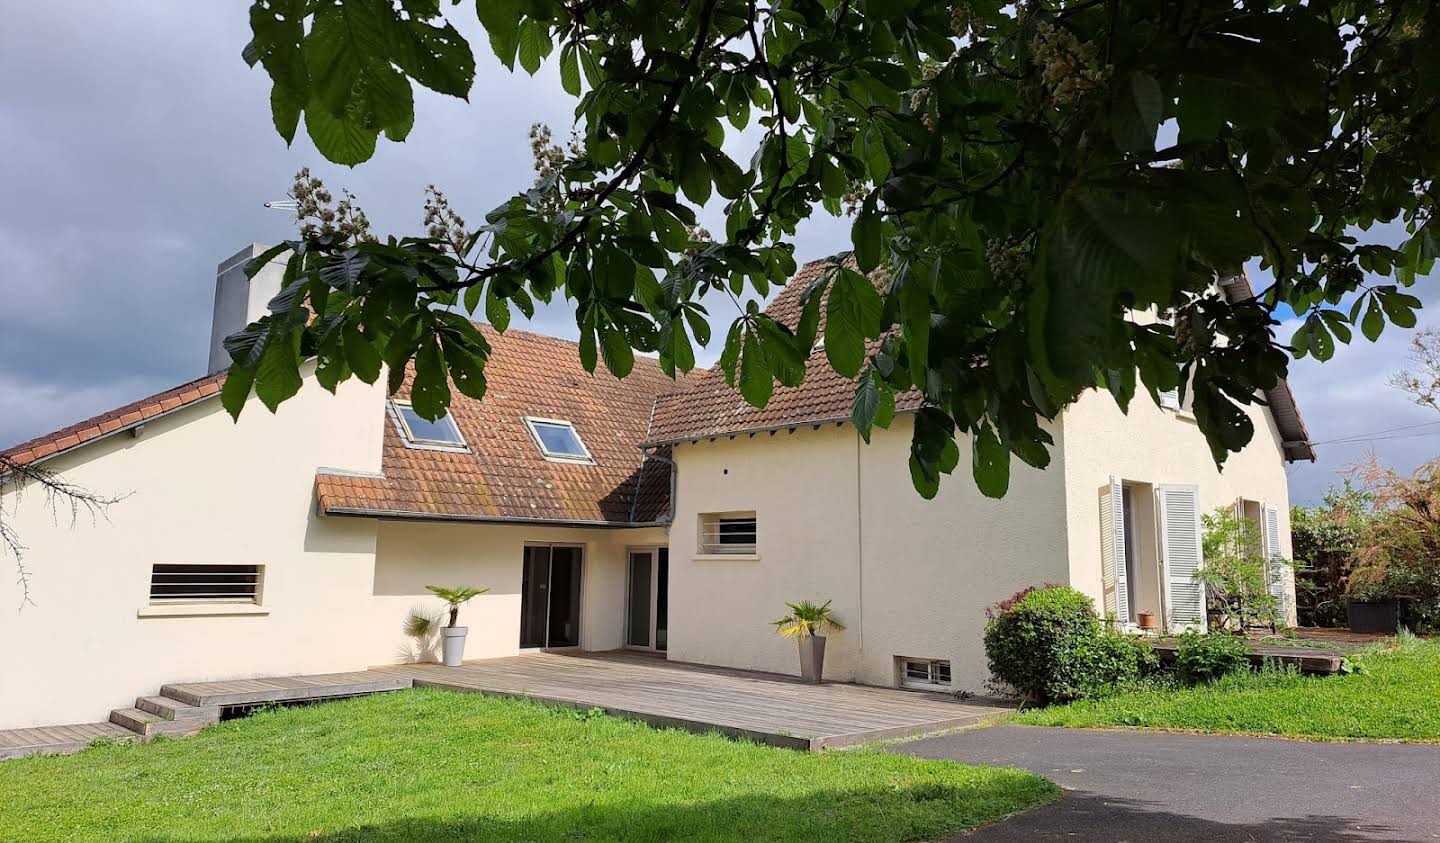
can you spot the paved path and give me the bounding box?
[895,724,1440,841]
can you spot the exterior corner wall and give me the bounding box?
[665,415,1070,694]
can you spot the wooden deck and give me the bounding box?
[0,721,138,761]
[378,650,1009,750]
[0,652,1006,759]
[160,670,412,707]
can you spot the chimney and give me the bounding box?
[207,244,287,375]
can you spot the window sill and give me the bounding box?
[137,603,269,619]
[691,553,761,563]
[1168,408,1198,423]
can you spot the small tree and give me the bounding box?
[425,585,489,628]
[771,599,845,639]
[1199,507,1285,632]
[1291,481,1373,627]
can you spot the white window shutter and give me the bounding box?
[1262,502,1287,621]
[1099,476,1129,624]
[1159,484,1205,631]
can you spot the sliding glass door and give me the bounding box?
[520,544,583,649]
[625,548,668,652]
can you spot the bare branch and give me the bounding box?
[0,455,128,609]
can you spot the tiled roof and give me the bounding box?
[0,373,225,467]
[643,258,924,446]
[316,325,683,524]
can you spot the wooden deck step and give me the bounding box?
[108,707,210,738]
[159,672,412,707]
[136,695,221,722]
[0,721,138,760]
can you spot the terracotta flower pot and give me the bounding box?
[1137,611,1159,631]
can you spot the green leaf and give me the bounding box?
[517,19,546,75]
[825,267,883,378]
[559,42,581,96]
[486,285,511,331]
[852,196,881,272]
[255,330,304,413]
[1361,296,1385,341]
[220,365,256,421]
[678,144,711,206]
[270,87,302,145]
[598,322,634,377]
[971,423,1010,499]
[852,367,880,441]
[343,323,382,384]
[305,106,378,166]
[475,0,521,69]
[410,333,451,420]
[739,331,774,407]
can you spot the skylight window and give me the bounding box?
[524,417,593,463]
[393,401,466,448]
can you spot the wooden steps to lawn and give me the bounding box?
[1,672,415,760]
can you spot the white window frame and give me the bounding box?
[148,563,264,605]
[898,657,952,691]
[391,400,467,449]
[523,416,595,464]
[698,512,757,555]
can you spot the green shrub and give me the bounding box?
[983,586,1149,704]
[1175,631,1248,683]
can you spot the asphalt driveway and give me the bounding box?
[894,724,1440,841]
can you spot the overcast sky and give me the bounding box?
[1,4,1435,505]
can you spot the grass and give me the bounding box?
[0,689,1058,842]
[1015,634,1440,741]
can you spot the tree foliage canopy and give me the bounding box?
[233,0,1440,497]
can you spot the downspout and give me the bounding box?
[855,430,864,655]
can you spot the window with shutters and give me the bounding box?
[698,512,757,555]
[898,657,952,691]
[149,564,263,604]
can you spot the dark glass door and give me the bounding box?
[656,548,669,652]
[547,546,582,648]
[520,546,551,649]
[626,552,652,647]
[520,545,583,649]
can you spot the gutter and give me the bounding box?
[1,391,223,477]
[319,505,666,529]
[639,407,923,449]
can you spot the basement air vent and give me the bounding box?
[149,564,262,604]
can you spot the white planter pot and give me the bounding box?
[441,626,468,667]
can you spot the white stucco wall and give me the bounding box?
[366,520,667,663]
[1060,389,1297,625]
[0,367,666,730]
[0,368,386,730]
[666,416,1071,693]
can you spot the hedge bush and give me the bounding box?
[984,586,1150,704]
[1175,631,1249,683]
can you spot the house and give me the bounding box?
[0,245,1312,730]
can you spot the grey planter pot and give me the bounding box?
[798,635,826,683]
[441,626,468,667]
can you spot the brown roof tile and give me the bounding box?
[0,372,228,468]
[644,258,924,445]
[316,325,683,524]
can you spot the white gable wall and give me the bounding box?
[0,367,386,730]
[1060,388,1296,627]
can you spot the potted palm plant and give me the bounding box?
[426,585,489,667]
[772,599,845,683]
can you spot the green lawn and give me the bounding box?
[0,688,1057,842]
[1016,634,1440,741]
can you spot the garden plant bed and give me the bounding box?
[0,687,1058,842]
[1015,635,1440,741]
